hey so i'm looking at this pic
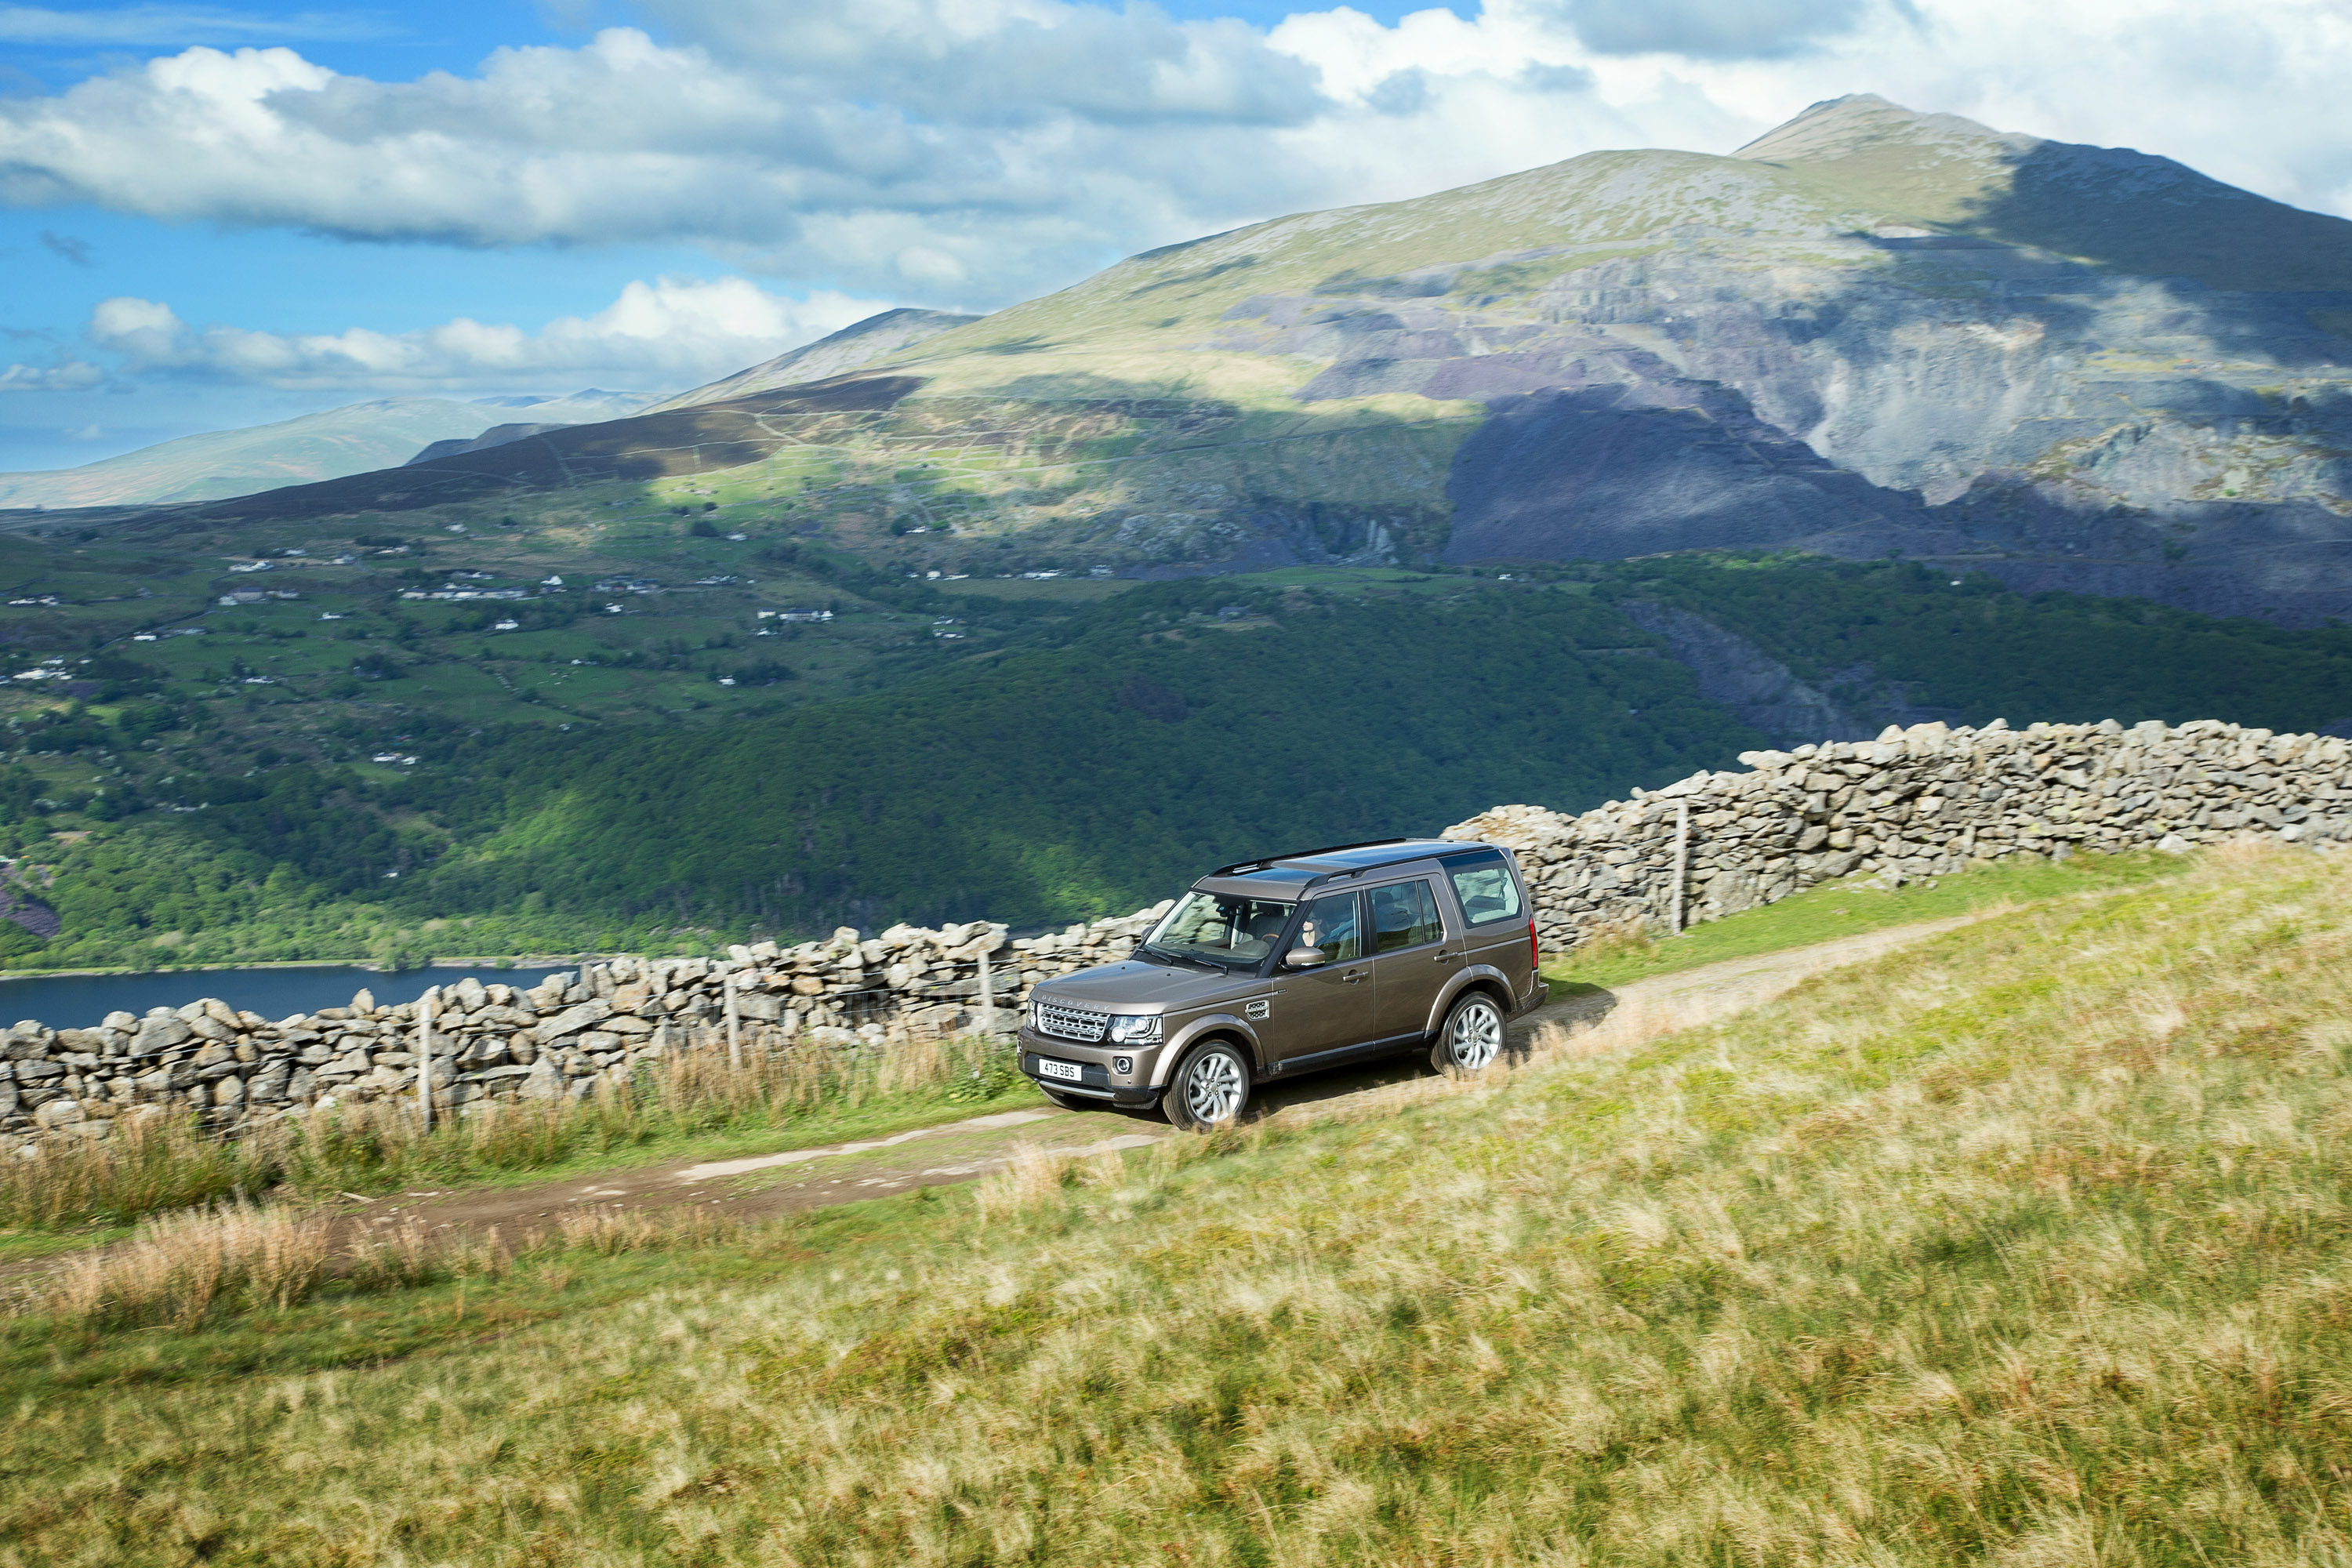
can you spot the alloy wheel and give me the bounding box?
[1181,1047,1247,1124]
[1446,998,1503,1071]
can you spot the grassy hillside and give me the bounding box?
[1611,556,2352,734]
[5,844,2349,1563]
[13,557,2352,970]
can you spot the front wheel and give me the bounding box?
[1431,993,1504,1075]
[1161,1040,1252,1131]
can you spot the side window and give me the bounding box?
[1298,892,1363,963]
[1446,853,1523,927]
[1371,880,1444,952]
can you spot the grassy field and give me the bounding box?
[3,842,2349,1563]
[1544,846,2190,992]
[0,1030,1037,1234]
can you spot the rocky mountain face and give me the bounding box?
[183,96,2352,622]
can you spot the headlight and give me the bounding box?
[1109,1014,1163,1044]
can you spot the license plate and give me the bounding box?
[1036,1058,1083,1083]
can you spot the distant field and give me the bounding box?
[10,543,2352,969]
[937,575,1138,601]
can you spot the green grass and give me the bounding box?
[1547,846,2190,992]
[4,844,2351,1563]
[2,1193,948,1388]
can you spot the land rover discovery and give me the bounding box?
[1016,839,1547,1129]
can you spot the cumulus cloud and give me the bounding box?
[0,6,1338,302]
[1545,0,1871,60]
[84,277,884,392]
[2,0,2350,314]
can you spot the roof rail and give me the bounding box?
[1207,837,1411,880]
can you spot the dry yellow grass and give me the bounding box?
[3,846,2352,1564]
[36,1200,330,1329]
[0,1028,1025,1231]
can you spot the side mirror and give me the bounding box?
[1284,946,1327,969]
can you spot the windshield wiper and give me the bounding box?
[1142,942,1225,972]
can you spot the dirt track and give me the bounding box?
[342,913,1987,1247]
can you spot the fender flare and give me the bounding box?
[1421,966,1517,1039]
[1152,1014,1267,1087]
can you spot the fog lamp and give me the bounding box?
[1112,1055,1134,1075]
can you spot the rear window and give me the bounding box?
[1444,851,1522,927]
[1370,880,1444,952]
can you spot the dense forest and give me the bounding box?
[7,558,2352,971]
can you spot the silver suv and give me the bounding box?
[1017,839,1546,1129]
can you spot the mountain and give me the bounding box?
[0,390,657,509]
[646,309,981,412]
[177,96,2352,622]
[406,423,579,466]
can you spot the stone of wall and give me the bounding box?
[0,902,1175,1152]
[1445,718,2352,947]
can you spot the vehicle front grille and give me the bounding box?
[1037,1000,1109,1044]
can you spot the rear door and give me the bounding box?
[1367,877,1457,1040]
[1441,849,1531,998]
[1268,889,1375,1068]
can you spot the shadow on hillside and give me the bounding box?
[1953,136,2352,305]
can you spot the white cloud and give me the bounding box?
[1541,0,1871,60]
[85,277,884,392]
[0,358,105,393]
[2,0,2350,316]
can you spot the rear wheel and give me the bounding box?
[1162,1040,1251,1131]
[1431,993,1504,1075]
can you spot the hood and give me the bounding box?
[1033,958,1263,1013]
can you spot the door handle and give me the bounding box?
[1433,951,1457,963]
[1342,970,1365,983]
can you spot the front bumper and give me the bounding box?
[1017,1027,1164,1107]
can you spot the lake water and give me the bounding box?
[0,964,572,1031]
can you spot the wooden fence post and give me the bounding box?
[1670,799,1691,935]
[725,972,742,1069]
[418,984,439,1132]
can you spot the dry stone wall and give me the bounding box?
[0,904,1174,1152]
[7,715,2350,1152]
[1446,718,2352,945]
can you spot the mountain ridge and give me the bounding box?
[80,95,2352,623]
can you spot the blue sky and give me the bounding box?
[3,0,2349,472]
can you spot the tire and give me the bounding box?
[1431,991,1505,1075]
[1161,1040,1252,1131]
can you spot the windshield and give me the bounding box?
[1144,891,1295,969]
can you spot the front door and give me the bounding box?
[1268,889,1374,1068]
[1368,877,1456,1040]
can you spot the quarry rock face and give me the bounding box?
[1196,96,2352,620]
